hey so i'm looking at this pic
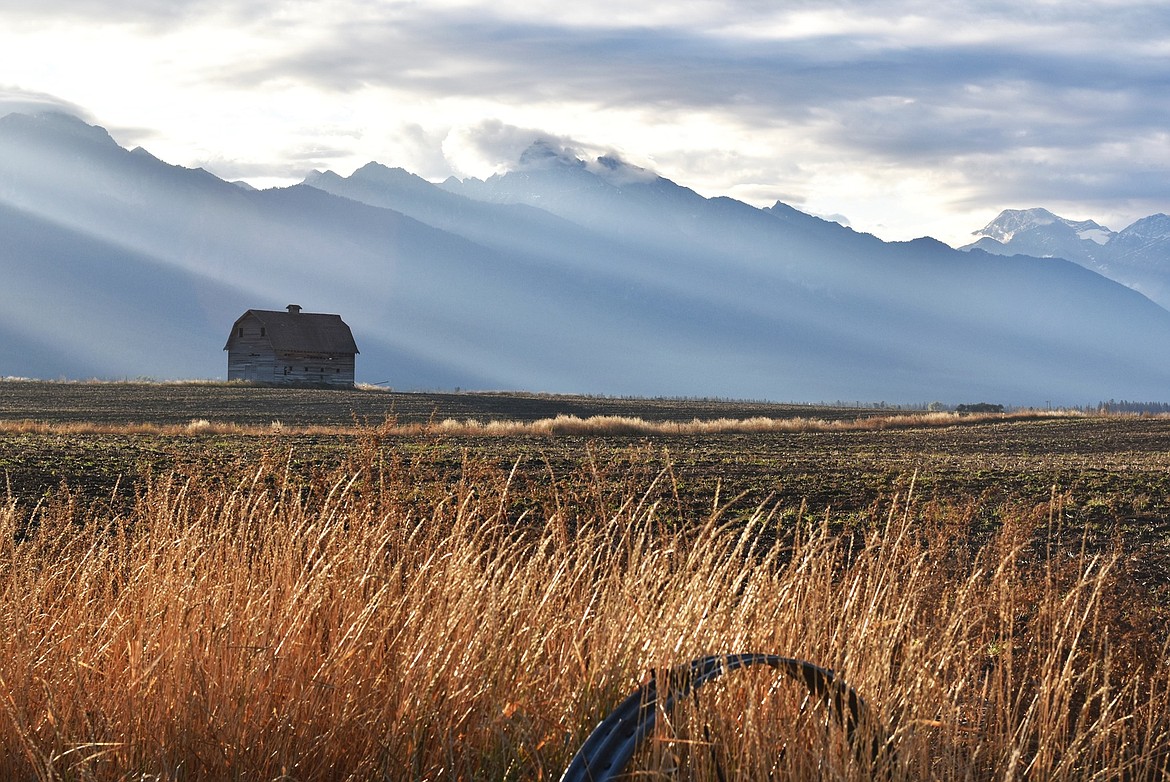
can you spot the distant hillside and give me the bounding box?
[3,111,1170,405]
[962,207,1170,308]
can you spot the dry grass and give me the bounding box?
[0,408,1095,438]
[1,442,1167,780]
[423,409,1089,436]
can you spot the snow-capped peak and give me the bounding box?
[973,207,1115,245]
[973,208,1061,243]
[1119,213,1170,241]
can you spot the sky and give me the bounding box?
[1,0,1167,247]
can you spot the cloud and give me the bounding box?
[194,149,354,182]
[219,3,1170,171]
[438,119,659,185]
[441,120,584,178]
[390,123,455,181]
[3,0,1168,242]
[0,0,250,27]
[0,87,91,120]
[212,0,1170,238]
[816,213,851,227]
[949,149,1170,221]
[226,3,1167,99]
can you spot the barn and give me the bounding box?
[224,305,359,387]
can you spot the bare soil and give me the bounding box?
[3,381,1169,605]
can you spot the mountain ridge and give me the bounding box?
[962,206,1170,307]
[3,111,1170,405]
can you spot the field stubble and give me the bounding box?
[1,382,1169,778]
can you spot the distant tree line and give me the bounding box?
[955,402,1005,414]
[1097,400,1170,414]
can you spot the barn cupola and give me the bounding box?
[286,304,302,314]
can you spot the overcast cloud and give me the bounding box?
[1,0,1167,244]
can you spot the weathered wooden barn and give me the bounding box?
[224,305,359,387]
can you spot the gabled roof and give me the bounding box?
[225,309,359,354]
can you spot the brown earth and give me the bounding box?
[3,380,1169,606]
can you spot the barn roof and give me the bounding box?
[226,309,359,354]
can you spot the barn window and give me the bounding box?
[260,327,266,337]
[237,327,244,338]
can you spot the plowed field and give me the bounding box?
[4,380,1169,601]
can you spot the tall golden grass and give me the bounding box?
[1,442,1167,780]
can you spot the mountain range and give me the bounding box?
[963,207,1170,309]
[2,110,1170,406]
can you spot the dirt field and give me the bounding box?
[5,381,1170,546]
[0,379,882,426]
